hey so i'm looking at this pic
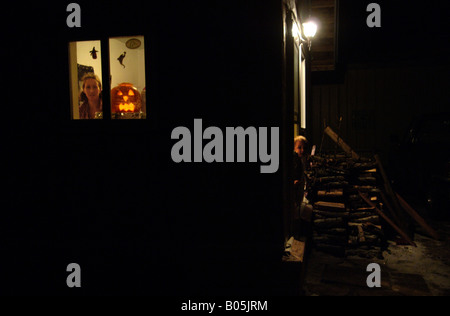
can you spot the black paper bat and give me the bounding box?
[118,52,127,68]
[90,47,98,60]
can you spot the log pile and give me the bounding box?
[308,154,385,258]
[306,126,440,258]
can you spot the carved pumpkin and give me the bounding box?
[111,83,142,114]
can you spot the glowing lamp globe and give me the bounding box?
[302,21,318,39]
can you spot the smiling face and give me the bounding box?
[83,78,101,103]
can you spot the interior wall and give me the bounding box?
[76,40,103,78]
[109,36,146,93]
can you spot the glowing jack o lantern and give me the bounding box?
[111,83,142,114]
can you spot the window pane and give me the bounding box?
[68,40,104,120]
[109,36,146,120]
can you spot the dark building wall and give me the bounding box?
[308,0,450,171]
[310,62,449,168]
[3,0,292,295]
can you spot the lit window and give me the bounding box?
[68,36,147,120]
[109,36,147,120]
[68,40,104,120]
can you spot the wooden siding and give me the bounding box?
[310,0,337,71]
[310,63,450,164]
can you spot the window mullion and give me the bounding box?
[101,37,112,120]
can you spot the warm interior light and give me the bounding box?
[111,83,142,114]
[302,21,318,38]
[119,103,136,112]
[292,22,300,39]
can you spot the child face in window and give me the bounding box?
[83,78,101,103]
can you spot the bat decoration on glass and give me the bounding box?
[118,52,127,68]
[90,47,98,60]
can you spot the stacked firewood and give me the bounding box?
[346,163,385,258]
[308,154,385,258]
[306,126,440,258]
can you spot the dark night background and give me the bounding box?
[339,1,450,64]
[312,0,449,220]
[1,0,449,296]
